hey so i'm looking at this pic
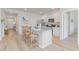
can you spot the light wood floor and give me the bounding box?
[0,30,79,51]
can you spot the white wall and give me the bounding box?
[17,12,41,34]
[1,9,5,38]
[60,11,69,40]
[26,12,41,27]
[74,10,78,32]
[41,10,61,37]
[1,9,41,35]
[60,8,78,40]
[78,9,79,45]
[67,10,78,35]
[63,13,69,39]
[4,9,41,26]
[41,10,60,22]
[69,11,75,35]
[0,9,1,40]
[0,22,1,40]
[1,9,25,35]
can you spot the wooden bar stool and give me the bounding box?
[23,26,38,48]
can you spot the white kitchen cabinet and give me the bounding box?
[38,29,52,48]
[53,27,60,36]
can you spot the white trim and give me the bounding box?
[60,8,78,40]
[0,9,2,40]
[78,9,79,45]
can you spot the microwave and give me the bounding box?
[48,18,54,22]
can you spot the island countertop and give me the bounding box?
[32,26,52,48]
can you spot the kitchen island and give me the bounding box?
[32,27,53,48]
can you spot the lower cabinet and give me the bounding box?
[38,29,52,48]
[53,27,60,36]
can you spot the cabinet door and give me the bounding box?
[53,27,60,36]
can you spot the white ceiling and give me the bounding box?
[27,8,55,14]
[6,8,60,14]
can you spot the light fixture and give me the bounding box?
[51,8,55,10]
[24,8,27,15]
[24,8,27,11]
[40,12,43,14]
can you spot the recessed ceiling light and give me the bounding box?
[24,8,27,11]
[51,8,55,10]
[40,12,43,14]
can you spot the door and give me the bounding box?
[69,12,74,35]
[63,13,69,39]
[67,12,70,35]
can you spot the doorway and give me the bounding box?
[61,9,78,46]
[4,12,17,36]
[66,10,78,36]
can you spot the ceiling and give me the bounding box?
[27,8,55,14]
[6,8,60,15]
